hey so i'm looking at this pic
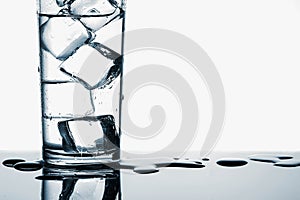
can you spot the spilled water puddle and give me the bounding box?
[13,161,44,171]
[248,154,300,168]
[133,165,159,174]
[216,159,248,167]
[274,160,300,168]
[2,157,206,175]
[248,154,294,163]
[3,153,299,176]
[2,159,26,167]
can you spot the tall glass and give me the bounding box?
[37,0,125,167]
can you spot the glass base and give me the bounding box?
[43,148,120,170]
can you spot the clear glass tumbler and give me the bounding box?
[37,0,125,167]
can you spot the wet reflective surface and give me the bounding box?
[1,151,300,199]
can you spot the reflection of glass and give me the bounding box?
[41,168,121,200]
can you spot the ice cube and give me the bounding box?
[59,117,104,152]
[59,42,121,89]
[99,115,119,148]
[56,0,73,7]
[70,0,121,32]
[90,78,120,117]
[109,0,123,8]
[88,42,122,89]
[40,16,92,60]
[92,64,121,89]
[58,115,119,153]
[59,45,112,89]
[89,42,121,61]
[39,0,63,15]
[70,0,116,15]
[58,120,79,153]
[81,8,122,32]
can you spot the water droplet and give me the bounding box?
[194,161,202,164]
[274,159,300,168]
[13,161,43,171]
[2,159,26,168]
[36,175,64,180]
[119,158,205,170]
[277,155,294,160]
[248,154,293,164]
[217,159,248,167]
[248,154,280,163]
[160,160,205,168]
[133,165,159,174]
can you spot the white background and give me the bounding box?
[0,0,300,152]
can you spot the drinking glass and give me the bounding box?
[37,0,126,167]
